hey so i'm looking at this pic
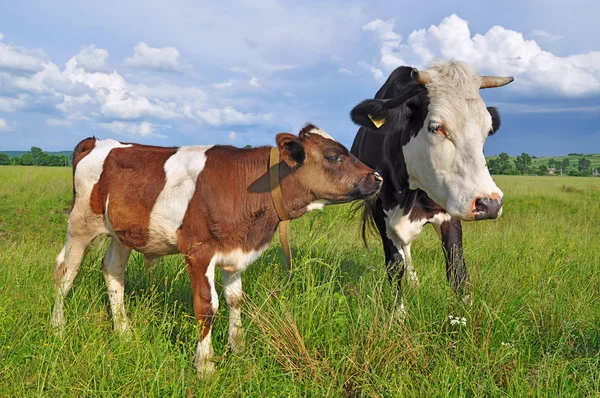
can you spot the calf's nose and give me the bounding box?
[473,196,503,220]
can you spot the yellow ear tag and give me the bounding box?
[368,114,386,128]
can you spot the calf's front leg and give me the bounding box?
[186,248,219,378]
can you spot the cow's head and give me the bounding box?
[276,124,382,204]
[350,61,513,221]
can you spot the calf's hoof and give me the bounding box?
[195,359,216,379]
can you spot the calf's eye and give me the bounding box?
[326,154,342,163]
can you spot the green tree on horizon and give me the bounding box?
[515,152,532,174]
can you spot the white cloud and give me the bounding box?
[530,30,563,43]
[73,44,110,71]
[358,61,383,81]
[45,118,73,127]
[338,68,354,75]
[0,117,8,131]
[0,33,47,72]
[100,121,167,138]
[0,95,27,112]
[0,37,273,132]
[362,14,600,96]
[249,77,261,87]
[195,106,272,126]
[123,42,188,73]
[230,66,250,75]
[213,79,234,88]
[228,131,237,140]
[362,19,405,71]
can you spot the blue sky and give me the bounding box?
[0,0,598,156]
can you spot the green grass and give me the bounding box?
[1,167,599,397]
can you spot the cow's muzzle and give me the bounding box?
[472,196,503,220]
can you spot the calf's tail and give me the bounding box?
[70,137,97,210]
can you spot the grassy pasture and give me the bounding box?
[0,166,599,397]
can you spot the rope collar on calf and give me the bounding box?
[269,146,293,281]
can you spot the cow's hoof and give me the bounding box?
[406,272,419,288]
[391,300,407,324]
[461,294,473,307]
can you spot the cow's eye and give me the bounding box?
[428,122,445,135]
[326,154,342,163]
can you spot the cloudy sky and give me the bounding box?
[0,0,598,156]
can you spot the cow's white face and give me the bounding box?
[403,98,503,220]
[350,61,512,221]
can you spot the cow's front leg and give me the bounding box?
[401,243,419,287]
[222,270,244,353]
[186,248,218,378]
[434,218,470,302]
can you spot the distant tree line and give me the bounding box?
[0,147,70,167]
[487,152,597,177]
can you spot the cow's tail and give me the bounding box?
[351,196,379,248]
[70,137,97,210]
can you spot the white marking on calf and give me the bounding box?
[306,199,329,211]
[212,245,270,273]
[145,145,213,255]
[74,139,132,201]
[307,127,336,141]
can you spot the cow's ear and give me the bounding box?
[276,133,306,168]
[487,107,501,135]
[350,99,389,130]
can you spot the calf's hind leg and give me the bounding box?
[103,238,132,334]
[52,228,99,331]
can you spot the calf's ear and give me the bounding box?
[276,133,306,168]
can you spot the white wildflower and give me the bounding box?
[448,315,467,327]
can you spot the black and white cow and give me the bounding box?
[350,61,513,315]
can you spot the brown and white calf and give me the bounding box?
[51,124,382,376]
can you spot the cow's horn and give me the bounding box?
[480,76,514,89]
[410,68,431,85]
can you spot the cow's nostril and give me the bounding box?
[474,198,488,213]
[373,172,383,182]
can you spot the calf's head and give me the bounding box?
[351,61,513,221]
[276,124,382,203]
